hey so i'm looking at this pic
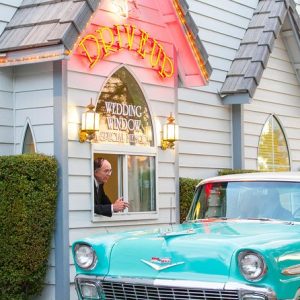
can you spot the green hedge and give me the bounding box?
[218,169,259,176]
[179,177,200,223]
[0,154,58,300]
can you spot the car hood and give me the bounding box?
[79,220,300,282]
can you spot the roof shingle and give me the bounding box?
[220,0,298,101]
[0,0,100,53]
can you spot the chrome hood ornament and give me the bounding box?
[141,257,184,271]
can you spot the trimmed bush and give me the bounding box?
[179,177,201,223]
[0,154,57,300]
[218,169,259,176]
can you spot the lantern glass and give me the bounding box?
[79,99,100,143]
[163,123,175,141]
[161,113,179,150]
[81,109,99,132]
[174,124,179,140]
[163,115,179,142]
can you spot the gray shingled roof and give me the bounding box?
[0,0,211,80]
[0,0,100,53]
[220,0,300,103]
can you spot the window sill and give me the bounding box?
[92,211,159,223]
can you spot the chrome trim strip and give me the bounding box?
[75,274,276,297]
[225,282,277,299]
[153,278,224,290]
[282,264,300,275]
[76,274,155,286]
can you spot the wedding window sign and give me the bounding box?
[95,67,153,146]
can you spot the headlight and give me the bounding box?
[74,243,97,269]
[238,251,266,281]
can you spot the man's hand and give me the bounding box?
[113,197,129,213]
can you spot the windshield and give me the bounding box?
[186,181,300,222]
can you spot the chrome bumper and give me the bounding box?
[75,275,277,300]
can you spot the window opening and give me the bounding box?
[22,123,36,154]
[94,153,156,214]
[258,115,290,171]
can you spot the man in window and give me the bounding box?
[94,157,128,217]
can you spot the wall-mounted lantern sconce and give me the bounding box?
[79,99,100,143]
[112,0,128,18]
[161,113,179,150]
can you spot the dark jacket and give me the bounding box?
[94,183,112,217]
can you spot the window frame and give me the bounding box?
[257,114,290,172]
[91,143,159,223]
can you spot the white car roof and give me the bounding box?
[199,172,300,186]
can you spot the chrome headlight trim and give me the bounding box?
[74,243,97,270]
[75,276,103,299]
[238,250,267,281]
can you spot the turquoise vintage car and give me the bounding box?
[72,172,300,299]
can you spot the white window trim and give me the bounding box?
[91,144,159,223]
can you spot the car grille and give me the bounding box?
[101,281,239,300]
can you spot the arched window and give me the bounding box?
[93,67,156,219]
[95,66,153,146]
[258,115,290,171]
[22,122,36,154]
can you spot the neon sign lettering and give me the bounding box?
[78,24,174,78]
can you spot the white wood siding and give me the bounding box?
[0,67,13,154]
[14,62,54,155]
[178,0,258,179]
[244,36,300,171]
